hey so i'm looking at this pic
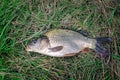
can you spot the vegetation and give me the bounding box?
[0,0,120,80]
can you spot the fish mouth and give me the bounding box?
[26,45,32,51]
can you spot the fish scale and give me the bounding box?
[43,29,94,56]
[45,29,94,49]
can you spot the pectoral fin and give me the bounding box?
[48,46,63,52]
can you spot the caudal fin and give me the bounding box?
[96,37,112,44]
[94,37,112,58]
[94,43,109,58]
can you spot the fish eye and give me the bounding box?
[33,39,37,44]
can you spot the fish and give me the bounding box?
[26,29,112,57]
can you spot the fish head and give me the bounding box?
[26,37,49,53]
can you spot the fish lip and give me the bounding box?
[26,45,31,51]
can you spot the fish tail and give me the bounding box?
[93,37,112,58]
[95,37,112,44]
[94,43,109,58]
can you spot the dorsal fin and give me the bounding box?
[59,28,89,37]
[76,30,89,37]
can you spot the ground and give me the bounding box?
[0,0,120,80]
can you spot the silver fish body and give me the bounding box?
[26,29,111,57]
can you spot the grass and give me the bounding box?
[0,0,120,80]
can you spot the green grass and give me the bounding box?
[0,0,120,80]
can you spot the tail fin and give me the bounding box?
[94,43,109,58]
[94,37,112,58]
[95,37,112,44]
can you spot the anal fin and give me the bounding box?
[80,47,90,53]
